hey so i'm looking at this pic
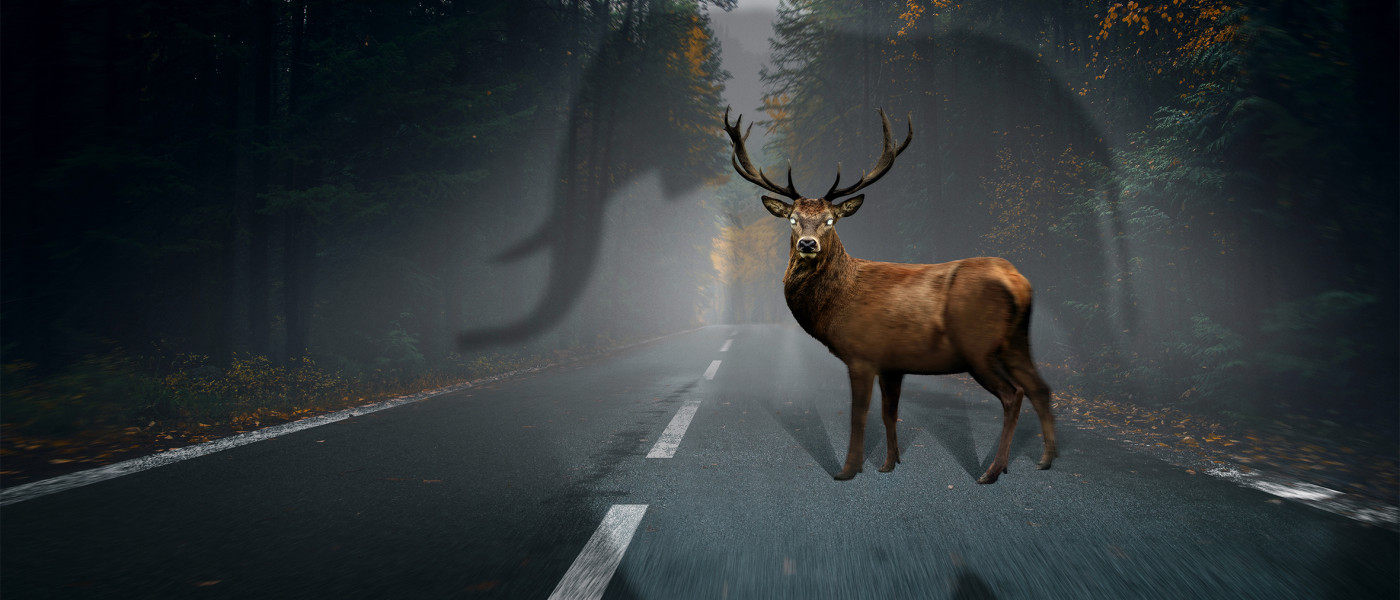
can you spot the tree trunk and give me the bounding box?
[283,0,313,361]
[246,0,275,357]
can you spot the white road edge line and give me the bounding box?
[0,326,720,507]
[547,504,648,600]
[719,339,733,352]
[647,399,703,459]
[0,382,473,507]
[703,359,722,380]
[1205,465,1399,529]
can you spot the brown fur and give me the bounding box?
[772,197,1057,483]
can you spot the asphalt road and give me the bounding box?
[2,325,1396,599]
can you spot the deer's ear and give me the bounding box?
[761,195,794,218]
[833,195,864,218]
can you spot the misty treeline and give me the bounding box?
[2,0,737,414]
[721,0,1395,426]
[3,0,1396,435]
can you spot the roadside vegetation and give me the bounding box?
[0,337,645,486]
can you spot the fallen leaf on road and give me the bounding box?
[464,580,500,591]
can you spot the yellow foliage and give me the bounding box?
[710,218,785,288]
[980,127,1089,260]
[681,17,711,80]
[762,93,792,134]
[1079,0,1240,89]
[161,354,343,409]
[896,0,927,38]
[1094,1,1236,64]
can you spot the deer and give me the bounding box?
[721,107,1057,483]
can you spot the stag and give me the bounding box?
[722,108,1057,483]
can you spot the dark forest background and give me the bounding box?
[740,0,1398,432]
[1,0,1396,448]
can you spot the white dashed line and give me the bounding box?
[703,359,722,380]
[647,399,702,459]
[719,339,733,352]
[547,504,648,600]
[0,328,714,507]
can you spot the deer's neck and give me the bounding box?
[782,233,857,339]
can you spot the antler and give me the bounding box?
[723,107,802,200]
[822,109,913,201]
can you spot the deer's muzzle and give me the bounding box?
[797,237,819,257]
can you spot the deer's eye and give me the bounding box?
[789,217,796,225]
[826,218,834,226]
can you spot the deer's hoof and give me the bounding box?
[834,467,861,481]
[878,461,898,473]
[977,466,1006,484]
[1037,460,1053,470]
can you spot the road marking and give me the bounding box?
[0,382,481,507]
[703,359,722,380]
[547,504,647,600]
[647,399,702,459]
[1206,465,1399,529]
[719,339,733,352]
[0,327,720,507]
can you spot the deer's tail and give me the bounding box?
[995,265,1035,353]
[1007,272,1033,328]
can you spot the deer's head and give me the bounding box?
[723,108,911,259]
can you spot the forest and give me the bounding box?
[1,0,1395,476]
[717,0,1397,431]
[2,0,735,441]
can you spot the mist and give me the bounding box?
[0,0,1394,497]
[2,0,1398,595]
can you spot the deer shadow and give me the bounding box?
[898,387,1057,481]
[765,384,1064,480]
[765,388,926,478]
[766,399,843,477]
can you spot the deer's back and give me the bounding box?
[820,256,1032,374]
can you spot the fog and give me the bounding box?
[2,0,1395,488]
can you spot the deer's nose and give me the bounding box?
[797,238,819,254]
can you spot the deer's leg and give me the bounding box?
[970,358,1024,484]
[1005,352,1057,470]
[878,372,905,473]
[835,365,876,481]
